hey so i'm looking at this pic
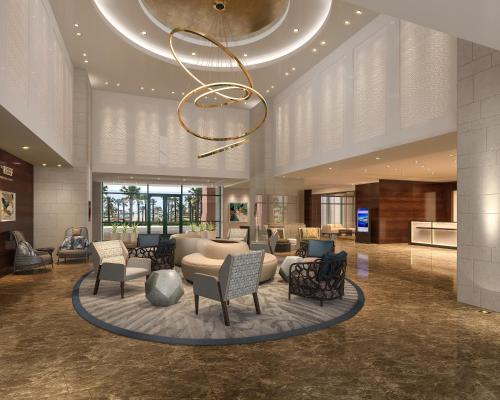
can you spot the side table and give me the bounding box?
[36,247,55,268]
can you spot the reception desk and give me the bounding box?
[410,221,457,249]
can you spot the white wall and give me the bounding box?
[91,90,250,180]
[34,69,92,250]
[457,40,500,311]
[0,0,74,164]
[273,15,457,175]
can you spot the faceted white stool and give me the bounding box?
[145,270,184,307]
[279,256,304,281]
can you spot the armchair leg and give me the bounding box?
[194,294,199,315]
[220,300,230,326]
[93,266,102,295]
[253,292,261,315]
[120,282,125,299]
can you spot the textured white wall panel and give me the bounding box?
[400,21,456,129]
[92,90,249,179]
[353,26,390,142]
[272,15,456,176]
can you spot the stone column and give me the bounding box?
[457,39,500,311]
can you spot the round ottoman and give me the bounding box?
[145,270,184,307]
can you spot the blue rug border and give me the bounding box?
[72,271,365,346]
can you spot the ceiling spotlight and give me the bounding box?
[270,85,274,89]
[21,146,29,150]
[42,163,47,167]
[82,52,87,57]
[243,53,248,57]
[141,31,147,35]
[171,91,175,94]
[191,52,196,56]
[386,165,391,168]
[344,20,351,25]
[181,92,185,95]
[151,88,155,91]
[140,86,144,90]
[328,167,332,170]
[293,28,299,33]
[57,164,62,167]
[266,89,270,93]
[291,67,296,71]
[74,23,79,27]
[285,72,289,76]
[355,10,363,15]
[320,41,326,46]
[84,59,88,63]
[76,32,82,36]
[375,157,382,160]
[312,48,317,52]
[116,83,120,87]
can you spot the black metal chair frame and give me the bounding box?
[288,258,347,306]
[128,242,175,270]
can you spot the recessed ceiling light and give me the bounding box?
[344,20,351,25]
[74,23,79,28]
[57,164,62,167]
[82,52,87,57]
[21,146,29,150]
[181,92,185,95]
[285,72,289,76]
[141,31,147,35]
[140,86,144,90]
[375,157,382,160]
[116,83,120,87]
[448,154,456,157]
[312,48,317,52]
[213,97,217,100]
[293,28,299,33]
[76,32,82,36]
[171,91,175,94]
[320,41,326,46]
[291,67,296,71]
[243,53,248,57]
[270,85,274,89]
[355,10,363,15]
[105,81,109,85]
[266,89,270,93]
[41,163,47,167]
[191,52,196,56]
[84,59,88,63]
[151,88,155,91]
[386,165,391,168]
[328,167,332,170]
[244,101,247,105]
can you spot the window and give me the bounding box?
[320,192,355,228]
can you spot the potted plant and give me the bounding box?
[206,221,216,240]
[121,223,129,243]
[130,222,138,245]
[200,222,208,238]
[110,223,120,240]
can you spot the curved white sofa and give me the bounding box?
[171,233,277,283]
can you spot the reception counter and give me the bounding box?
[410,221,457,249]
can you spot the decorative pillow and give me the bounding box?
[304,227,319,239]
[17,241,36,256]
[61,236,73,249]
[72,228,82,236]
[72,235,89,249]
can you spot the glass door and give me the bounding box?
[147,194,182,235]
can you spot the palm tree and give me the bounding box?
[151,198,157,223]
[121,185,141,222]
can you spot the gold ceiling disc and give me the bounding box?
[143,0,289,41]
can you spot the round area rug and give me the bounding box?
[72,269,364,346]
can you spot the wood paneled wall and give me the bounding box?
[304,190,321,227]
[355,180,457,244]
[0,148,33,275]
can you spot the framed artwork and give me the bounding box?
[229,202,248,222]
[0,191,16,222]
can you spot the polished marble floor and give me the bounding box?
[1,241,500,399]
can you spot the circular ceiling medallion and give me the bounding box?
[141,0,289,42]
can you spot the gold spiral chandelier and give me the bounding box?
[169,26,268,159]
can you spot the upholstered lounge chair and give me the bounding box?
[91,240,151,298]
[227,228,248,242]
[11,231,52,273]
[57,227,90,263]
[192,251,264,326]
[298,227,321,242]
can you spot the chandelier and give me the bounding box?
[168,6,268,159]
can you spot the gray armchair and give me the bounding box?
[91,240,151,298]
[11,231,52,273]
[57,227,90,263]
[250,231,279,254]
[192,250,264,326]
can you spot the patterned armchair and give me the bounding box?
[11,231,52,273]
[91,240,151,298]
[298,227,321,242]
[289,251,348,306]
[57,227,90,263]
[192,250,264,326]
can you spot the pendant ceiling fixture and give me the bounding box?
[168,2,268,159]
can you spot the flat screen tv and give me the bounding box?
[357,208,369,233]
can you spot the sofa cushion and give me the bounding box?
[72,228,82,236]
[303,228,320,239]
[72,235,89,249]
[61,236,73,249]
[18,241,36,256]
[308,240,333,258]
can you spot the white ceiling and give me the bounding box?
[347,0,500,50]
[286,133,457,192]
[49,0,377,103]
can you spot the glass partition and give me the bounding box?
[320,192,355,228]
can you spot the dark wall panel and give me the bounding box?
[0,148,33,275]
[355,183,380,243]
[304,190,321,227]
